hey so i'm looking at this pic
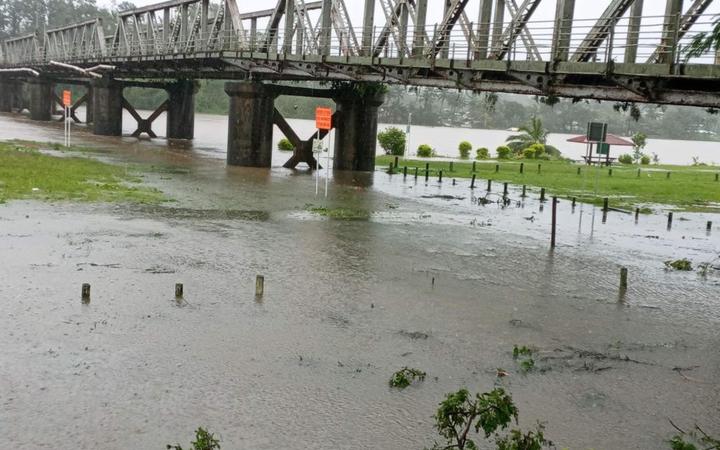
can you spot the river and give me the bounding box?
[0,111,719,449]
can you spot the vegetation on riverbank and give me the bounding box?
[377,156,720,212]
[0,141,164,204]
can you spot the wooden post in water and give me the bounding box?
[470,174,476,189]
[81,283,91,303]
[255,275,265,297]
[452,179,456,186]
[175,283,183,298]
[521,185,527,197]
[635,207,640,222]
[603,198,609,212]
[438,170,443,183]
[495,164,499,173]
[394,156,399,168]
[414,167,419,179]
[620,267,628,291]
[520,163,524,174]
[707,221,713,232]
[550,197,557,248]
[503,182,508,196]
[572,197,576,208]
[403,166,408,178]
[487,179,492,191]
[425,163,430,182]
[667,212,673,229]
[540,188,546,202]
[388,163,393,173]
[472,161,476,172]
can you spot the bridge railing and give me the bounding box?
[2,12,719,68]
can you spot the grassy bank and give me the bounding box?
[0,141,164,204]
[377,156,720,212]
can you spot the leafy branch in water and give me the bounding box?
[428,388,553,450]
[513,345,536,373]
[167,428,221,450]
[389,367,426,388]
[668,420,720,450]
[664,259,693,271]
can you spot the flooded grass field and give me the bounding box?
[0,113,719,449]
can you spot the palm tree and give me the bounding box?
[506,117,548,153]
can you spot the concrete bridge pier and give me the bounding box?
[92,78,123,136]
[0,81,12,112]
[225,81,275,167]
[29,80,52,121]
[333,91,385,171]
[166,80,196,140]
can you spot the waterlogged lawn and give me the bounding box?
[377,156,720,212]
[0,141,164,204]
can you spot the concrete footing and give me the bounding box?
[225,81,275,167]
[167,80,195,140]
[92,78,123,136]
[334,91,385,171]
[29,80,52,121]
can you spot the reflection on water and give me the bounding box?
[0,112,719,450]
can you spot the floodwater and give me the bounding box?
[0,112,719,450]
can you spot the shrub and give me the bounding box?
[458,141,472,159]
[377,127,406,156]
[496,145,511,159]
[618,154,633,164]
[476,147,489,159]
[277,138,294,151]
[522,147,536,159]
[641,155,651,165]
[417,144,434,158]
[529,143,545,158]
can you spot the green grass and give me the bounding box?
[307,205,371,220]
[0,141,164,204]
[378,156,720,212]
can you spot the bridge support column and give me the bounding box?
[92,78,123,136]
[167,80,195,140]
[29,80,52,121]
[225,81,275,167]
[333,90,385,172]
[0,82,12,112]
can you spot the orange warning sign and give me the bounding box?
[62,90,72,107]
[315,107,332,130]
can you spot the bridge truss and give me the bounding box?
[2,0,720,107]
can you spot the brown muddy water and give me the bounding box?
[0,112,719,449]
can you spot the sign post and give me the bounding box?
[63,90,72,147]
[315,107,333,197]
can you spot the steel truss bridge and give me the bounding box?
[0,0,719,107]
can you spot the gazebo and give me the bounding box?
[567,133,634,165]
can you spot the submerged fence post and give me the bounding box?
[503,182,508,196]
[81,283,91,303]
[255,275,265,297]
[425,163,430,182]
[521,185,527,197]
[620,267,628,291]
[487,179,492,191]
[603,197,609,212]
[635,207,640,222]
[414,167,419,180]
[403,166,408,178]
[438,170,443,183]
[470,174,476,189]
[540,188,546,202]
[394,156,399,168]
[472,161,477,172]
[572,197,576,208]
[550,197,557,248]
[667,212,673,229]
[175,283,184,298]
[707,221,713,232]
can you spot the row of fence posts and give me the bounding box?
[388,160,716,295]
[78,276,266,303]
